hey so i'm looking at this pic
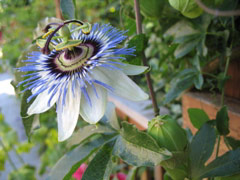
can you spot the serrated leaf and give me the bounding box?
[190,124,216,178]
[216,106,229,135]
[47,136,112,180]
[82,141,114,180]
[60,0,75,20]
[188,108,209,129]
[201,149,240,178]
[113,122,171,167]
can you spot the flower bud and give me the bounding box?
[147,115,187,151]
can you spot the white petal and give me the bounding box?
[105,102,120,130]
[80,84,107,124]
[27,89,59,115]
[112,62,149,75]
[57,82,81,141]
[92,67,149,101]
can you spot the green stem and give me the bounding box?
[0,139,17,170]
[220,54,230,107]
[215,135,221,158]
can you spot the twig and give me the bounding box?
[133,0,160,117]
[195,0,240,16]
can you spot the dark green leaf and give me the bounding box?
[215,174,240,180]
[47,136,112,180]
[125,34,148,65]
[201,149,240,178]
[224,136,240,150]
[188,108,209,129]
[60,0,75,20]
[82,141,114,180]
[113,122,171,167]
[190,124,216,178]
[216,106,229,135]
[139,0,164,18]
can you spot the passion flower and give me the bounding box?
[17,20,148,141]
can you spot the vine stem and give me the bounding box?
[133,1,162,180]
[133,0,160,117]
[0,139,17,171]
[194,0,240,16]
[220,55,230,107]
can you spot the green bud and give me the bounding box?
[147,115,187,151]
[59,25,71,39]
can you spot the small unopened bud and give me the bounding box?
[148,115,187,151]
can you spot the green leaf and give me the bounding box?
[82,141,114,180]
[125,34,148,65]
[201,149,240,178]
[174,38,201,58]
[164,72,195,104]
[168,0,203,18]
[16,142,34,154]
[194,72,204,90]
[0,149,6,171]
[216,106,229,135]
[20,90,38,139]
[139,0,164,18]
[47,136,112,180]
[8,165,36,180]
[60,0,75,20]
[224,136,240,150]
[188,108,209,129]
[67,124,116,147]
[190,124,216,178]
[215,174,240,180]
[113,122,171,167]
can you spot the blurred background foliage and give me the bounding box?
[1,0,240,179]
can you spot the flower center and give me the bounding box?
[55,43,95,72]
